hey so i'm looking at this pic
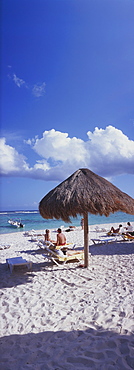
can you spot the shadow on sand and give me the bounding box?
[0,260,90,289]
[0,326,133,370]
[0,241,133,289]
[0,262,37,289]
[90,241,134,256]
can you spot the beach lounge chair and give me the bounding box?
[94,226,108,233]
[91,237,116,245]
[6,257,32,273]
[42,244,84,266]
[122,234,134,241]
[23,229,36,236]
[0,244,10,250]
[107,231,123,237]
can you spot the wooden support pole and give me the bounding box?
[84,212,89,268]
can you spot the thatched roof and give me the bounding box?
[39,168,134,222]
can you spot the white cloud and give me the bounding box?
[0,138,50,179]
[32,129,86,163]
[32,82,46,97]
[13,74,26,88]
[8,70,46,98]
[86,126,134,176]
[33,160,50,171]
[0,126,134,181]
[30,126,134,178]
[0,138,29,174]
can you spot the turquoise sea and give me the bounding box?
[0,210,134,234]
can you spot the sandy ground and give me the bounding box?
[0,222,134,370]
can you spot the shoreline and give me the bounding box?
[1,211,134,235]
[1,220,133,236]
[0,221,134,369]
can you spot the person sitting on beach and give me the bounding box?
[42,228,66,250]
[124,222,134,235]
[107,224,123,235]
[65,225,76,232]
[57,228,66,246]
[44,229,51,242]
[44,229,57,246]
[124,222,134,236]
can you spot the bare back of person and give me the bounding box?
[44,229,51,242]
[57,228,66,246]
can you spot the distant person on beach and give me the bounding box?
[81,218,84,230]
[44,229,57,245]
[124,222,134,236]
[44,229,51,242]
[57,228,66,246]
[65,225,75,232]
[125,222,133,232]
[108,224,123,235]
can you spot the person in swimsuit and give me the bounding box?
[44,229,51,242]
[57,228,66,246]
[44,229,57,246]
[108,224,123,235]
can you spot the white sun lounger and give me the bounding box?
[6,257,32,273]
[94,226,108,232]
[91,237,116,245]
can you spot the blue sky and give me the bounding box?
[1,0,134,211]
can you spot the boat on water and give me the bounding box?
[8,219,24,228]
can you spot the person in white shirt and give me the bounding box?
[124,222,134,236]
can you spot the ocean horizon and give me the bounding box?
[0,210,134,234]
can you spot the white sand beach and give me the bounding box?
[0,222,134,370]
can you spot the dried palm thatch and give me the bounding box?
[39,168,134,221]
[39,168,134,267]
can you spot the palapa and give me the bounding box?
[39,168,134,267]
